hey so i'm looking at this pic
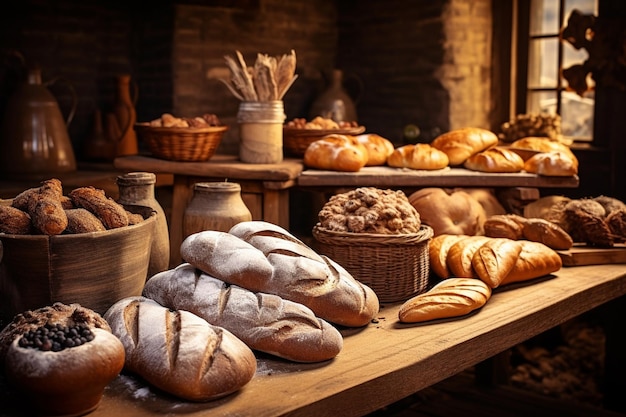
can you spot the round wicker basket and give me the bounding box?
[312,224,433,303]
[135,123,228,162]
[283,126,365,157]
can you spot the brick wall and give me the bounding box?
[0,0,494,159]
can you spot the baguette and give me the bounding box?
[398,278,491,323]
[501,240,562,285]
[471,238,523,288]
[104,296,256,402]
[226,221,379,327]
[429,234,470,279]
[143,264,343,363]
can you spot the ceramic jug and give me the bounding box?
[0,67,77,176]
[112,74,138,156]
[309,69,361,123]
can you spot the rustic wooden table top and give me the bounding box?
[1,263,620,417]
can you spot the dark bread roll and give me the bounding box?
[64,208,106,233]
[69,186,129,229]
[0,205,31,234]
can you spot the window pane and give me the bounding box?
[527,90,558,114]
[530,0,560,35]
[564,0,597,20]
[528,38,559,88]
[561,42,595,90]
[561,91,594,140]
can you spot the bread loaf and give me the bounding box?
[356,134,394,166]
[387,144,449,170]
[408,187,487,236]
[430,127,499,165]
[227,221,379,327]
[510,137,577,161]
[398,278,492,323]
[69,187,129,229]
[463,147,524,173]
[446,235,491,278]
[143,263,343,362]
[428,234,470,279]
[524,151,578,176]
[501,240,563,285]
[522,218,573,250]
[65,208,106,233]
[471,238,523,288]
[104,296,257,402]
[484,214,527,240]
[303,134,368,172]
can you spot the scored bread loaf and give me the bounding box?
[501,240,563,285]
[143,263,343,363]
[471,238,524,288]
[104,296,256,402]
[446,235,491,278]
[524,151,578,176]
[398,278,492,323]
[356,134,395,166]
[483,214,527,240]
[229,221,379,327]
[303,134,368,172]
[522,217,573,250]
[430,127,499,166]
[428,234,470,279]
[387,143,449,170]
[463,147,524,173]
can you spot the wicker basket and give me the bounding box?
[283,126,365,157]
[135,123,228,162]
[312,224,433,303]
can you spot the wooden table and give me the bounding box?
[114,155,304,266]
[2,263,622,417]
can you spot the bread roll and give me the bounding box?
[429,234,470,279]
[510,136,577,161]
[408,187,487,236]
[12,179,67,235]
[227,221,380,327]
[522,218,573,250]
[387,143,449,170]
[0,205,31,234]
[501,240,563,285]
[446,235,491,278]
[69,186,129,229]
[143,264,343,362]
[463,147,524,173]
[104,296,257,402]
[484,214,527,240]
[303,134,368,172]
[471,238,523,288]
[398,278,491,323]
[524,151,578,176]
[356,134,394,166]
[430,127,499,165]
[64,208,106,233]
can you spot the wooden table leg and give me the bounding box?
[263,189,289,229]
[169,175,193,267]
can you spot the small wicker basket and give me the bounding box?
[312,224,433,303]
[283,126,365,157]
[135,123,228,162]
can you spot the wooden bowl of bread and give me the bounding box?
[0,180,157,323]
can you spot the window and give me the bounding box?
[518,0,598,142]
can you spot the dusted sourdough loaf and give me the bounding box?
[430,127,499,166]
[143,263,343,362]
[180,222,379,327]
[104,296,256,402]
[398,278,492,323]
[524,151,578,176]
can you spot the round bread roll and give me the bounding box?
[510,136,577,162]
[356,134,395,166]
[524,151,578,176]
[430,127,499,165]
[5,326,125,417]
[463,147,524,173]
[387,144,449,170]
[408,187,487,236]
[303,134,368,172]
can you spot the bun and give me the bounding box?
[408,187,487,236]
[446,235,491,278]
[430,127,499,165]
[356,134,394,166]
[143,264,343,363]
[471,238,523,288]
[522,218,573,250]
[524,151,578,176]
[428,234,470,279]
[104,296,256,402]
[501,240,562,285]
[398,278,491,323]
[303,134,368,172]
[181,223,379,327]
[5,327,124,417]
[463,147,524,173]
[387,144,449,170]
